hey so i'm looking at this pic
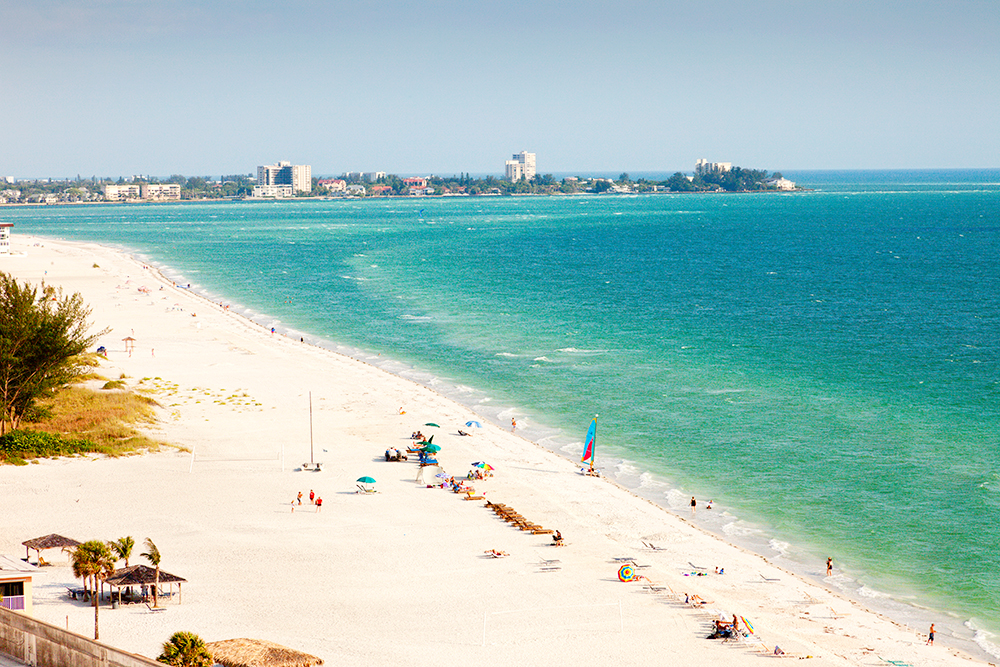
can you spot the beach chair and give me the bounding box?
[463,495,485,501]
[532,529,554,535]
[759,572,780,582]
[145,603,165,613]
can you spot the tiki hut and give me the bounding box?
[104,564,186,605]
[205,638,323,667]
[21,534,81,565]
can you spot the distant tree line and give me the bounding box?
[2,166,790,204]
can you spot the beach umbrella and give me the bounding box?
[357,476,376,484]
[618,564,636,582]
[465,420,482,428]
[425,423,440,428]
[423,444,441,454]
[471,461,492,469]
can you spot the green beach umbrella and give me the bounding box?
[425,423,440,428]
[357,476,376,484]
[423,444,441,454]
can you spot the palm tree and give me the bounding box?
[110,536,134,567]
[71,540,116,639]
[110,536,135,598]
[141,537,161,607]
[157,631,213,667]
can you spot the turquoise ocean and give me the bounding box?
[4,170,999,657]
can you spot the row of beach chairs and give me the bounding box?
[485,501,554,536]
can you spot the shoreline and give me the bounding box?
[1,234,995,666]
[117,236,997,659]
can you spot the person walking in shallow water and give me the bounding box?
[690,496,697,514]
[927,623,935,645]
[826,557,833,576]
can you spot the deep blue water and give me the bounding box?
[3,169,999,655]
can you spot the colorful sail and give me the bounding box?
[581,416,597,467]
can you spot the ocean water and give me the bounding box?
[4,170,999,656]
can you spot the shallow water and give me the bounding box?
[5,169,999,656]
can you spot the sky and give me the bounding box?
[2,0,999,178]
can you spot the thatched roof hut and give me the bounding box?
[205,638,323,667]
[104,564,185,587]
[22,534,80,563]
[105,564,186,604]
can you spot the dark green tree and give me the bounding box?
[0,273,105,435]
[157,631,213,667]
[666,172,697,192]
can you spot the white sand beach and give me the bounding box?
[0,235,988,667]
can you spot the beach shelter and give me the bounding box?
[205,638,323,667]
[21,534,80,565]
[104,564,186,605]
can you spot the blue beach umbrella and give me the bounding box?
[357,476,376,484]
[465,421,482,428]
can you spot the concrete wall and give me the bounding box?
[0,607,159,667]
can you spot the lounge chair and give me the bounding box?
[759,572,780,582]
[878,658,913,667]
[464,495,485,501]
[145,603,165,613]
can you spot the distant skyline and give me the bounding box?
[2,0,998,178]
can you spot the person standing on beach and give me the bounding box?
[297,491,303,505]
[309,489,315,504]
[315,497,323,512]
[927,623,935,645]
[511,418,517,432]
[826,557,833,576]
[690,496,697,514]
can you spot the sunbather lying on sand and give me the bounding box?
[485,549,509,558]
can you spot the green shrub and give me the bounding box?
[102,380,126,390]
[0,430,99,460]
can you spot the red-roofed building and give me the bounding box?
[403,177,427,189]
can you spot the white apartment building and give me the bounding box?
[252,184,295,198]
[766,177,796,190]
[104,184,142,201]
[505,151,536,181]
[140,183,181,200]
[695,159,732,176]
[317,179,347,192]
[257,161,312,193]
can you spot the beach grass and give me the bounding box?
[0,376,168,464]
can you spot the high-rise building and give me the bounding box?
[257,161,312,193]
[695,159,732,176]
[505,151,536,181]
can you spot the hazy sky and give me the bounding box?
[2,0,998,177]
